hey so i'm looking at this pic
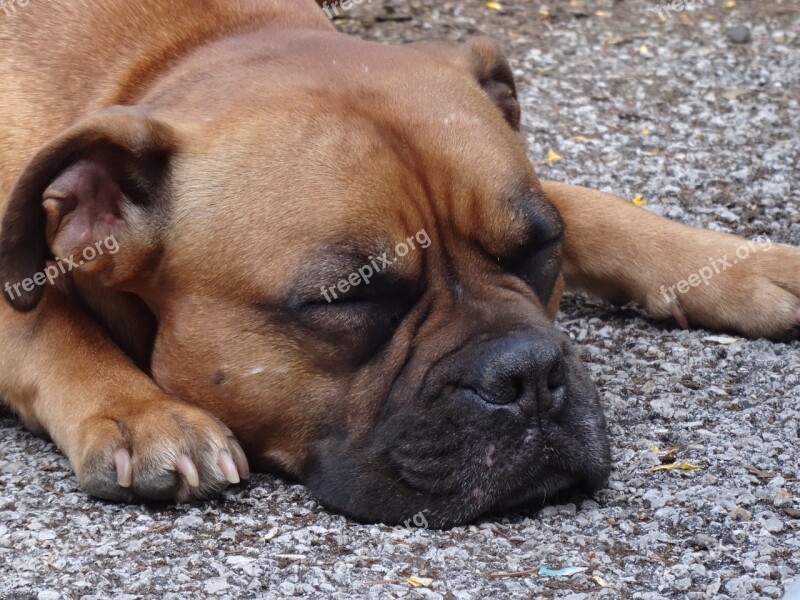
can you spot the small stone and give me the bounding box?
[693,533,716,549]
[763,518,784,533]
[204,578,229,594]
[1,462,22,475]
[172,530,193,542]
[728,507,752,521]
[174,515,204,529]
[226,555,254,568]
[278,582,297,596]
[674,577,692,591]
[559,503,577,516]
[580,499,600,511]
[537,506,558,518]
[643,489,667,509]
[37,592,61,600]
[728,25,751,44]
[772,490,792,508]
[725,577,751,595]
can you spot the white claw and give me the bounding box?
[175,454,200,488]
[230,444,250,480]
[218,451,240,485]
[113,448,133,488]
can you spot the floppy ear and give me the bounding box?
[0,107,177,312]
[411,37,521,130]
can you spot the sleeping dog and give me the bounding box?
[1,0,798,527]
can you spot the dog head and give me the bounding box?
[0,31,610,527]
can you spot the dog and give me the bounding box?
[1,0,798,528]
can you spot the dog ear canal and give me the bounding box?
[0,107,177,312]
[412,36,521,131]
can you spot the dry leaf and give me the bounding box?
[703,335,740,345]
[547,149,564,162]
[639,44,649,55]
[650,446,679,455]
[652,462,703,472]
[632,194,647,206]
[726,0,736,7]
[486,1,503,10]
[406,576,434,587]
[641,127,650,136]
[592,575,611,588]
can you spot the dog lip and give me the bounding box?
[388,426,561,500]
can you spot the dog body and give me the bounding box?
[1,0,799,526]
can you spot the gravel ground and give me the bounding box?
[2,0,799,598]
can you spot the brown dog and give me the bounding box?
[1,0,799,527]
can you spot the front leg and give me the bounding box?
[0,292,249,502]
[542,181,800,340]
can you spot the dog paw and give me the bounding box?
[73,397,249,502]
[645,237,800,340]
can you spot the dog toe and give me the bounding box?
[74,401,248,503]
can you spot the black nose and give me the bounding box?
[467,332,567,417]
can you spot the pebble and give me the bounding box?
[729,507,753,521]
[727,25,752,44]
[763,518,785,534]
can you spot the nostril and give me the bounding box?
[547,359,567,391]
[510,376,525,403]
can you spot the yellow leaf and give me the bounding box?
[548,149,564,162]
[486,1,503,10]
[596,10,609,17]
[573,136,590,143]
[650,445,679,455]
[632,194,647,207]
[406,577,434,587]
[726,0,736,7]
[539,6,550,16]
[592,576,611,588]
[639,44,649,55]
[641,127,650,136]
[652,462,704,472]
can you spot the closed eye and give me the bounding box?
[288,293,410,366]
